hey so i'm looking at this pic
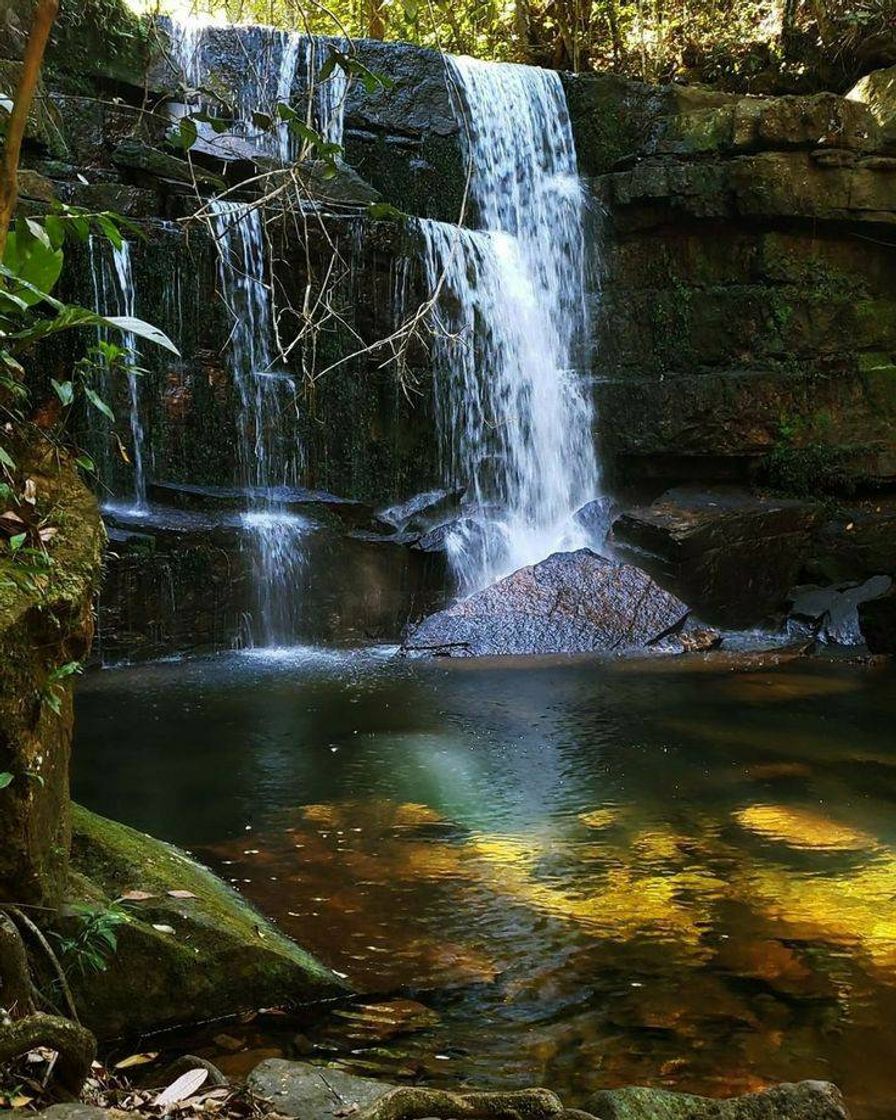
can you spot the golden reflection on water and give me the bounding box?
[160,658,895,1118]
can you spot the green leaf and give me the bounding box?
[2,228,64,307]
[0,444,16,473]
[51,378,74,406]
[318,53,337,82]
[251,110,273,131]
[43,213,66,248]
[84,386,115,422]
[175,116,198,151]
[25,218,51,248]
[0,773,13,790]
[103,316,179,355]
[9,533,26,552]
[95,214,123,250]
[75,454,95,473]
[276,102,298,122]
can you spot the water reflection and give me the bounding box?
[74,651,896,1117]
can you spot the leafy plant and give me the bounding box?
[52,902,130,977]
[41,660,82,717]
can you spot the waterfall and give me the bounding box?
[208,199,307,648]
[165,18,346,159]
[418,56,600,592]
[88,237,147,511]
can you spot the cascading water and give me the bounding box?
[419,56,601,592]
[88,236,147,511]
[166,18,346,158]
[165,17,350,647]
[208,199,308,648]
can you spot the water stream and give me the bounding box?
[419,57,600,592]
[88,236,147,511]
[208,199,307,647]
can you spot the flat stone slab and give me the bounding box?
[588,1080,849,1119]
[248,1059,396,1120]
[612,486,819,627]
[401,549,689,657]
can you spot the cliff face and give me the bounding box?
[5,4,895,654]
[564,74,896,495]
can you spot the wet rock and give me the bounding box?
[248,1058,395,1120]
[857,585,896,654]
[401,549,689,657]
[412,515,489,554]
[67,805,346,1037]
[848,65,896,147]
[587,1081,849,1119]
[788,575,893,645]
[17,168,56,201]
[37,1108,112,1120]
[112,138,225,189]
[612,487,820,627]
[156,1055,229,1089]
[299,158,381,206]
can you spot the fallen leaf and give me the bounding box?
[120,890,157,902]
[167,890,198,899]
[38,526,58,543]
[10,1094,33,1108]
[115,1052,160,1069]
[152,924,176,934]
[154,1068,209,1109]
[22,479,36,505]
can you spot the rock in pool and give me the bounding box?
[401,549,691,657]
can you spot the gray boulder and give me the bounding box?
[789,575,893,645]
[588,1080,849,1120]
[248,1059,396,1120]
[401,549,690,657]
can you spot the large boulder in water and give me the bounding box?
[400,549,690,657]
[587,1080,849,1119]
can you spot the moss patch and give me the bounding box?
[67,805,347,1038]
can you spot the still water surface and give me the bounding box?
[74,649,896,1116]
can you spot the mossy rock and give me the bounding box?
[0,445,104,907]
[588,1081,848,1119]
[67,805,347,1038]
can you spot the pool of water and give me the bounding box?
[73,648,896,1116]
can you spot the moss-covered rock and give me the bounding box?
[66,805,347,1037]
[588,1081,848,1119]
[0,445,104,907]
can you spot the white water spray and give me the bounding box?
[419,56,600,592]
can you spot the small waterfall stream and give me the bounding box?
[167,18,347,157]
[208,199,307,648]
[88,236,147,512]
[419,56,600,592]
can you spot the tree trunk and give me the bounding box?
[0,0,59,260]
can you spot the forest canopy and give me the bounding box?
[117,0,896,91]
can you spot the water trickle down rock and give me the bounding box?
[416,56,604,593]
[87,236,147,512]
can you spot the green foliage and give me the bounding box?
[197,0,890,86]
[41,660,83,717]
[762,440,864,499]
[52,901,130,977]
[0,773,13,790]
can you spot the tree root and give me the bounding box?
[357,1087,565,1120]
[0,910,96,1099]
[0,1013,95,1099]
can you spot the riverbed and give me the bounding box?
[74,649,896,1117]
